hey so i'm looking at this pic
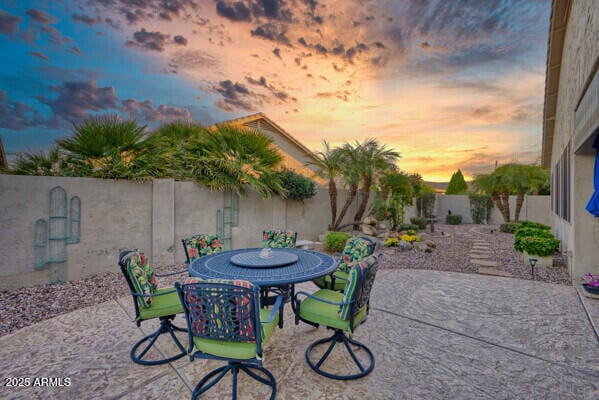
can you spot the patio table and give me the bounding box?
[189,248,336,327]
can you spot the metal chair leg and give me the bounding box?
[131,316,187,366]
[305,329,374,380]
[192,362,276,400]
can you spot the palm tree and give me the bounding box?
[473,163,549,223]
[352,139,400,228]
[306,140,342,230]
[183,124,284,198]
[7,147,62,176]
[333,142,362,230]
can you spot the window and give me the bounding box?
[553,142,571,222]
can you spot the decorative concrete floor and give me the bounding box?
[1,270,598,399]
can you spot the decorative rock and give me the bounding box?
[388,231,401,238]
[419,233,430,241]
[377,221,389,230]
[426,240,436,249]
[363,215,377,225]
[399,240,413,251]
[361,224,378,236]
[414,242,429,252]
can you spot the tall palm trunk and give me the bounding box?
[491,190,511,222]
[334,183,358,230]
[328,179,337,230]
[353,174,373,229]
[500,189,511,222]
[514,190,525,222]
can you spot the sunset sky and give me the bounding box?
[0,0,550,181]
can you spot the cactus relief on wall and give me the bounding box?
[33,186,81,284]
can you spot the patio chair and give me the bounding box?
[118,249,187,366]
[262,229,297,248]
[295,255,379,380]
[313,236,376,292]
[175,277,283,400]
[181,233,222,264]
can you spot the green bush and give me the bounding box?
[277,169,316,202]
[514,227,554,252]
[323,231,351,253]
[446,214,462,225]
[410,217,427,229]
[517,221,550,231]
[500,222,518,233]
[520,236,560,257]
[399,224,419,232]
[469,193,493,224]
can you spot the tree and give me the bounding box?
[183,124,285,198]
[445,169,468,194]
[472,163,549,222]
[378,172,414,229]
[351,139,400,228]
[333,142,362,230]
[307,140,343,230]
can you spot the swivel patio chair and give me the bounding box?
[295,255,379,380]
[262,229,297,248]
[118,249,187,366]
[181,233,223,264]
[313,236,376,292]
[176,277,283,400]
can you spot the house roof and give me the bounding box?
[211,113,325,185]
[541,0,570,168]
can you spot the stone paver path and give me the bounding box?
[467,227,513,277]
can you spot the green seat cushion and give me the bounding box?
[313,271,348,291]
[299,289,366,332]
[192,308,279,359]
[138,287,183,321]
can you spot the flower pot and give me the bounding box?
[582,283,599,295]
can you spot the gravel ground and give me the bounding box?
[0,224,571,338]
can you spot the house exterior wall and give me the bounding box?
[548,0,599,281]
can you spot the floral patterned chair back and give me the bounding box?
[337,236,376,273]
[181,234,222,264]
[262,229,297,248]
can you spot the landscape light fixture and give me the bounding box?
[528,258,537,280]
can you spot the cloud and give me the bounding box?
[316,90,351,102]
[174,35,188,45]
[214,80,255,111]
[126,28,170,51]
[169,49,219,71]
[0,10,20,34]
[121,99,191,121]
[0,90,44,130]
[37,81,119,122]
[29,51,49,61]
[250,0,294,22]
[251,23,291,46]
[216,1,252,22]
[272,47,281,58]
[245,75,296,103]
[25,9,57,24]
[72,13,102,26]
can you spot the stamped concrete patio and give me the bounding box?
[2,269,598,400]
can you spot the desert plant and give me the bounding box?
[469,193,494,224]
[385,237,399,247]
[323,231,352,253]
[410,217,427,229]
[419,192,436,218]
[519,236,560,257]
[514,227,555,252]
[517,221,550,231]
[446,214,462,225]
[500,222,518,233]
[277,169,316,202]
[399,223,419,232]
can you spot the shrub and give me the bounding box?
[469,193,493,224]
[323,231,351,253]
[410,217,427,229]
[517,221,550,231]
[399,224,419,232]
[514,227,554,252]
[500,222,518,233]
[446,214,462,225]
[385,237,399,247]
[400,233,420,242]
[277,169,316,202]
[519,236,560,257]
[419,192,436,218]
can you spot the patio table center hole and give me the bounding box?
[230,250,299,268]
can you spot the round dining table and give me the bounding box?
[189,248,336,327]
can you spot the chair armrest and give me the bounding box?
[154,267,188,278]
[295,290,346,306]
[130,287,178,298]
[263,295,284,324]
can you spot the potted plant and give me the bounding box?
[520,236,560,268]
[581,274,599,296]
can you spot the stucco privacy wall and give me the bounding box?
[436,195,551,226]
[549,0,599,280]
[1,174,550,289]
